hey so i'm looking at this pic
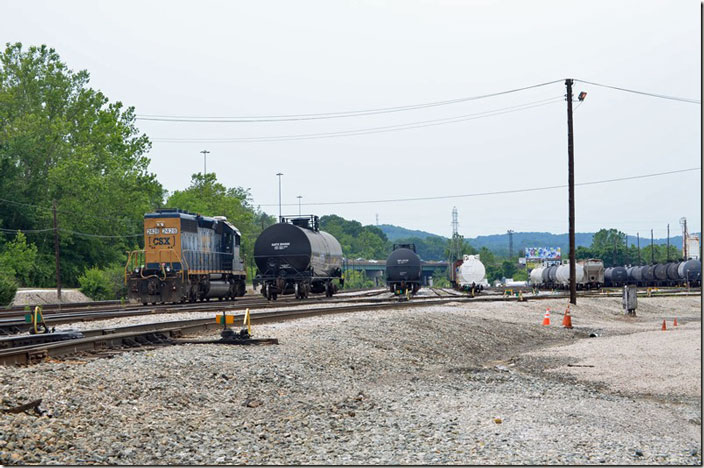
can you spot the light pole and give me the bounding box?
[200,149,210,175]
[276,173,283,222]
[297,195,302,216]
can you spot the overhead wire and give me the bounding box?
[0,227,143,238]
[152,96,563,143]
[137,79,565,122]
[574,79,700,104]
[0,197,143,235]
[257,167,701,207]
[138,77,699,126]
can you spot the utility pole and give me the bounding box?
[297,195,302,216]
[637,232,641,265]
[376,214,379,226]
[200,149,210,175]
[667,224,670,262]
[276,173,283,222]
[565,78,577,305]
[507,230,514,258]
[613,234,617,267]
[52,200,62,302]
[650,229,654,263]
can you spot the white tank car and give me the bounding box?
[457,254,488,287]
[529,267,544,285]
[555,263,585,286]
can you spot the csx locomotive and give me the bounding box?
[126,209,247,304]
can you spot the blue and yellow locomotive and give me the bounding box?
[126,208,247,304]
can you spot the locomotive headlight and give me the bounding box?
[166,266,171,272]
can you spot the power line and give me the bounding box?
[0,197,143,233]
[575,79,701,104]
[258,167,701,207]
[137,80,564,122]
[0,227,55,233]
[138,77,699,124]
[152,97,563,143]
[0,227,143,238]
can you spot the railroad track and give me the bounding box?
[0,288,390,334]
[3,285,697,335]
[1,289,700,366]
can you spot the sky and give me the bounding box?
[1,0,701,239]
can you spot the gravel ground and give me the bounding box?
[59,301,380,332]
[0,295,700,465]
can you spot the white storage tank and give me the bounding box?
[458,254,488,286]
[529,267,544,285]
[555,263,584,285]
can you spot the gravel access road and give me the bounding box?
[0,295,700,465]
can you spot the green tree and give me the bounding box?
[0,43,163,286]
[167,173,275,263]
[0,231,38,286]
[501,260,517,279]
[319,215,390,259]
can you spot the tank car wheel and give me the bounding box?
[325,281,333,297]
[142,302,148,306]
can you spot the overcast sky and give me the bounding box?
[2,0,701,239]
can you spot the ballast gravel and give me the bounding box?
[0,295,700,465]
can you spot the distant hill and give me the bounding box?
[377,224,696,258]
[378,224,444,241]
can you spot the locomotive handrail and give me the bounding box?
[124,250,146,284]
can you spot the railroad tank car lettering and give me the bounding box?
[272,242,290,251]
[397,259,409,264]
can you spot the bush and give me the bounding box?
[78,264,129,301]
[0,271,18,306]
[78,267,113,300]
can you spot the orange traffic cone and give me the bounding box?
[562,306,573,329]
[542,308,551,326]
[661,320,667,331]
[673,318,678,327]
